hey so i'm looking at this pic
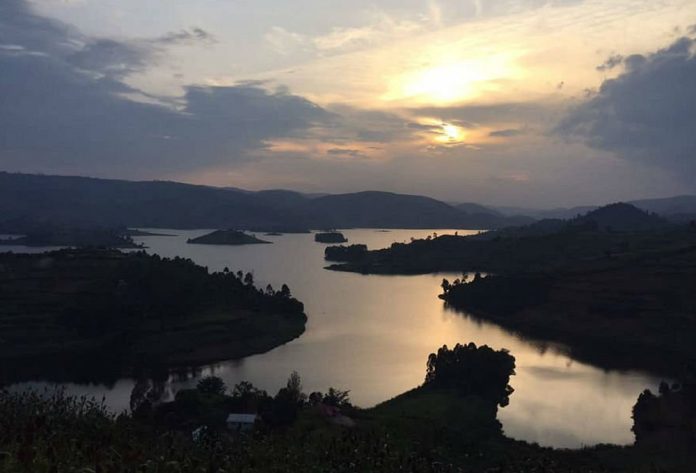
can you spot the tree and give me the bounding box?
[441,278,451,294]
[196,376,226,395]
[285,371,306,404]
[280,284,291,298]
[424,343,516,407]
[244,272,254,286]
[323,387,351,408]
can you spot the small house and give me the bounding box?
[226,413,257,432]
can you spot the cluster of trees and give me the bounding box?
[314,232,348,243]
[424,343,516,407]
[324,244,368,262]
[150,372,352,431]
[633,378,696,454]
[52,250,304,336]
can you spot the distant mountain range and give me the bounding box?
[2,172,694,232]
[494,197,696,222]
[0,172,529,230]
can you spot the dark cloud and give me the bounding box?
[489,128,524,137]
[0,0,327,177]
[68,39,151,78]
[323,105,411,143]
[557,36,696,174]
[596,54,624,72]
[154,28,217,45]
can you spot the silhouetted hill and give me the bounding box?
[454,202,502,216]
[495,205,598,220]
[571,202,668,231]
[631,195,696,222]
[301,191,465,228]
[496,196,696,222]
[0,172,529,230]
[0,172,298,229]
[328,203,690,274]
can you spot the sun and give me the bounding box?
[442,124,463,141]
[435,123,466,144]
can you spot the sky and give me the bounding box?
[1,0,695,207]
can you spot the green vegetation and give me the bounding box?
[0,249,305,384]
[314,231,348,243]
[3,344,693,472]
[187,230,271,245]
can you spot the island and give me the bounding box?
[314,231,348,243]
[187,229,271,245]
[0,248,306,384]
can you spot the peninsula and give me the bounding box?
[0,249,306,384]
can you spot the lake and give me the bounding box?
[6,228,661,448]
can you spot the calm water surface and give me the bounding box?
[8,229,661,448]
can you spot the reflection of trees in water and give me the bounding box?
[441,301,568,359]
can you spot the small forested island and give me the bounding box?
[0,225,142,248]
[314,231,348,243]
[2,343,692,472]
[187,230,271,245]
[324,244,368,261]
[0,249,305,384]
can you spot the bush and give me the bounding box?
[196,376,226,395]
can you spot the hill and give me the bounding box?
[570,202,668,231]
[454,202,502,216]
[0,172,531,230]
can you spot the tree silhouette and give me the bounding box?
[196,376,226,395]
[424,343,516,407]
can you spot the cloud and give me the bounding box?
[154,28,216,46]
[557,36,696,174]
[0,0,328,177]
[596,54,624,72]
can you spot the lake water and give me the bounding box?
[6,228,661,448]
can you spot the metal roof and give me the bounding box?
[226,413,257,423]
